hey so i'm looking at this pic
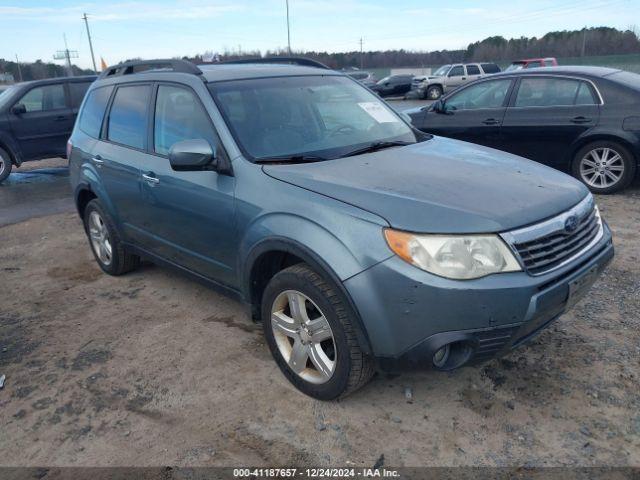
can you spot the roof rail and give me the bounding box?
[221,56,330,70]
[98,59,202,79]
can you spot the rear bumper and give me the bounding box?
[344,223,614,371]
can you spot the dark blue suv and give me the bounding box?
[68,59,613,399]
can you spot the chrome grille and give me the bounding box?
[501,196,603,276]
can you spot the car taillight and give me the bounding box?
[66,139,72,159]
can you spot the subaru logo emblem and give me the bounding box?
[565,215,579,233]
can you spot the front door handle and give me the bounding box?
[142,172,160,186]
[91,155,104,165]
[482,118,500,126]
[571,116,592,124]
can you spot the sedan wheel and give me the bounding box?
[0,147,12,184]
[579,147,624,190]
[88,211,113,266]
[271,290,336,384]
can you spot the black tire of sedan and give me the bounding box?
[572,141,636,194]
[83,199,140,275]
[426,85,443,100]
[0,147,12,184]
[261,264,375,400]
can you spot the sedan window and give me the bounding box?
[445,79,512,111]
[515,77,582,107]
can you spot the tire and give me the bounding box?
[426,85,443,100]
[262,264,375,400]
[83,199,140,275]
[572,141,636,194]
[0,147,13,184]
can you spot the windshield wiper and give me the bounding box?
[341,141,414,158]
[255,154,327,164]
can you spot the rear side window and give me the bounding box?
[575,82,597,105]
[481,63,500,74]
[107,85,151,149]
[78,85,113,138]
[18,84,66,112]
[69,81,92,108]
[466,65,480,75]
[515,77,581,107]
[153,85,217,156]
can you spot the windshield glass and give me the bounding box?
[0,85,17,109]
[432,65,451,76]
[209,75,422,161]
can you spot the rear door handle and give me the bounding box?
[142,172,160,185]
[482,118,500,126]
[571,116,592,124]
[91,155,104,165]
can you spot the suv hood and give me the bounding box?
[263,136,588,233]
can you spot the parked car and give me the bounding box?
[369,74,413,97]
[345,70,377,88]
[411,63,501,100]
[0,75,96,183]
[69,58,613,400]
[505,57,558,71]
[407,66,640,194]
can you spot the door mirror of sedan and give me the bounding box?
[11,103,27,115]
[168,139,218,171]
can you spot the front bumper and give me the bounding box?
[343,223,614,371]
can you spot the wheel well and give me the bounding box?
[427,83,443,91]
[570,135,637,167]
[76,189,97,220]
[249,250,304,321]
[0,141,16,165]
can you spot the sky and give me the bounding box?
[1,0,638,70]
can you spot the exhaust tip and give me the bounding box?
[432,341,473,370]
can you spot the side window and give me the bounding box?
[515,77,581,107]
[466,65,481,75]
[575,82,597,105]
[526,61,542,68]
[446,79,512,111]
[107,85,151,150]
[154,85,217,156]
[69,82,93,108]
[448,66,465,77]
[481,63,500,74]
[18,84,66,112]
[78,86,114,138]
[543,59,555,67]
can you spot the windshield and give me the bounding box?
[209,75,422,161]
[432,65,451,76]
[0,85,17,109]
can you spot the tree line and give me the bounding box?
[2,26,639,81]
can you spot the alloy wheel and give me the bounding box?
[579,147,625,189]
[271,290,336,384]
[88,211,113,266]
[428,88,441,100]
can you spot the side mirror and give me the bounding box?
[432,99,445,113]
[168,139,217,171]
[11,103,26,115]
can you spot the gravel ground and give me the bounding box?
[0,159,639,468]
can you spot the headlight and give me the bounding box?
[384,229,521,280]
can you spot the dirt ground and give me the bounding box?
[0,162,639,467]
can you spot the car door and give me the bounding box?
[499,76,600,170]
[8,82,73,159]
[419,78,514,149]
[136,82,236,285]
[91,83,152,240]
[444,65,467,92]
[465,64,483,81]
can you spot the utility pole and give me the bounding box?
[359,37,364,69]
[82,13,98,73]
[581,27,587,57]
[15,54,23,82]
[286,0,291,55]
[53,34,79,76]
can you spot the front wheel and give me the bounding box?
[572,141,636,194]
[426,85,443,100]
[0,147,12,184]
[262,264,374,400]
